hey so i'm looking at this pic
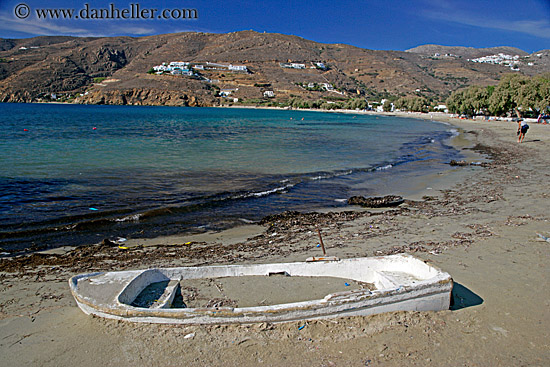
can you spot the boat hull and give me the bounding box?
[69,254,453,324]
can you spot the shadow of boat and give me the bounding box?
[450,282,483,310]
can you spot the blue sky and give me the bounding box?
[0,0,549,53]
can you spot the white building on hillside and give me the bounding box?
[169,61,190,68]
[315,62,326,69]
[220,88,238,97]
[435,104,448,112]
[228,64,247,71]
[153,64,169,72]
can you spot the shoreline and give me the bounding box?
[1,110,549,365]
[119,124,483,250]
[118,110,488,249]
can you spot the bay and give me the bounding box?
[0,103,461,252]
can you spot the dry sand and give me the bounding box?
[0,115,549,366]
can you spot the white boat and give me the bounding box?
[69,254,453,324]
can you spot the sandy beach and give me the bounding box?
[1,113,549,366]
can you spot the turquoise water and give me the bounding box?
[0,104,461,252]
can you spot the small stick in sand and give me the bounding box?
[317,228,327,256]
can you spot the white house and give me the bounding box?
[263,91,275,98]
[228,64,247,72]
[469,53,524,70]
[376,99,387,112]
[153,65,169,72]
[315,62,326,69]
[280,62,305,69]
[169,61,189,68]
[435,104,448,112]
[220,88,238,97]
[170,69,193,76]
[205,62,229,70]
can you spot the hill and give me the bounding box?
[1,31,549,106]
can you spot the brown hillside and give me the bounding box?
[1,31,548,106]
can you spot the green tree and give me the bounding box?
[517,73,550,115]
[395,96,428,112]
[466,85,490,115]
[310,99,323,109]
[488,73,528,116]
[344,98,367,110]
[446,85,490,115]
[446,74,549,117]
[394,97,408,111]
[535,74,550,113]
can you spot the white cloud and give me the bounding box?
[0,11,158,37]
[108,26,156,36]
[0,13,91,36]
[505,19,550,39]
[420,2,550,39]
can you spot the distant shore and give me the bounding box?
[10,99,548,126]
[219,104,546,125]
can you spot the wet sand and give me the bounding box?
[0,114,549,366]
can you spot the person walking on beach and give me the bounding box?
[517,119,529,143]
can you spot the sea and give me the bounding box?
[0,103,463,253]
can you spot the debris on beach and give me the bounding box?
[183,332,195,339]
[347,195,404,208]
[449,160,491,167]
[100,238,119,247]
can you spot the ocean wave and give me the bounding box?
[114,214,142,222]
[310,170,353,181]
[448,128,459,137]
[376,164,393,171]
[246,185,292,198]
[239,218,257,224]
